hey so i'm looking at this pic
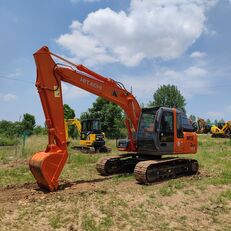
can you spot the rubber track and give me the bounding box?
[134,158,198,184]
[134,160,157,184]
[96,156,120,175]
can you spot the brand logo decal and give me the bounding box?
[112,90,118,97]
[80,77,102,90]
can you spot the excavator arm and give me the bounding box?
[65,119,82,141]
[29,46,141,191]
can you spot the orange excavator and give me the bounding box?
[29,46,198,191]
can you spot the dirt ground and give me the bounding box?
[0,171,230,231]
[0,135,231,231]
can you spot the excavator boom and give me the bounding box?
[65,119,82,141]
[29,46,141,191]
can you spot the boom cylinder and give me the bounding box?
[29,46,141,191]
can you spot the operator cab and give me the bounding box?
[80,119,105,147]
[81,119,102,138]
[137,107,197,155]
[81,119,101,133]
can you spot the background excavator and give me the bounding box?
[29,46,198,191]
[65,118,111,153]
[196,118,212,134]
[210,121,231,138]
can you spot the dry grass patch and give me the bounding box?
[0,135,230,230]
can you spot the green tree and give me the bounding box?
[206,119,211,124]
[63,104,78,139]
[218,118,225,124]
[0,120,15,137]
[34,125,47,135]
[21,113,36,136]
[64,104,75,119]
[0,120,23,137]
[189,115,196,122]
[0,114,35,138]
[81,97,125,138]
[149,85,186,112]
[13,121,23,136]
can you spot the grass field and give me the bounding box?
[0,135,231,231]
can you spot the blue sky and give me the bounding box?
[0,0,231,125]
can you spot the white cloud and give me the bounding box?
[206,105,231,120]
[121,65,211,102]
[57,0,217,67]
[202,105,231,122]
[207,111,223,119]
[204,27,217,36]
[190,51,207,58]
[225,105,231,111]
[62,82,89,99]
[184,66,208,76]
[0,93,17,102]
[7,68,22,78]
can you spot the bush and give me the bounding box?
[33,126,47,135]
[0,135,19,146]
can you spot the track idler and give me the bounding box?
[29,146,68,191]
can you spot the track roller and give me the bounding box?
[96,155,140,176]
[134,158,199,184]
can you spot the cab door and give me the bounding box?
[174,112,185,153]
[159,109,174,153]
[137,108,159,154]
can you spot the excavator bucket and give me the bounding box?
[29,150,68,191]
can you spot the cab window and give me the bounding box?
[160,111,174,142]
[177,113,184,138]
[137,113,155,140]
[92,120,100,130]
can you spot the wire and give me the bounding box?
[55,63,75,71]
[1,74,231,90]
[49,63,76,92]
[0,75,33,84]
[33,63,64,92]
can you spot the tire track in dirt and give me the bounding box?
[0,170,212,205]
[0,177,112,205]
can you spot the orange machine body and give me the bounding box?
[30,46,197,191]
[30,46,141,191]
[135,107,197,156]
[173,109,198,154]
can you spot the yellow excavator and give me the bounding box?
[65,118,111,153]
[210,121,231,138]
